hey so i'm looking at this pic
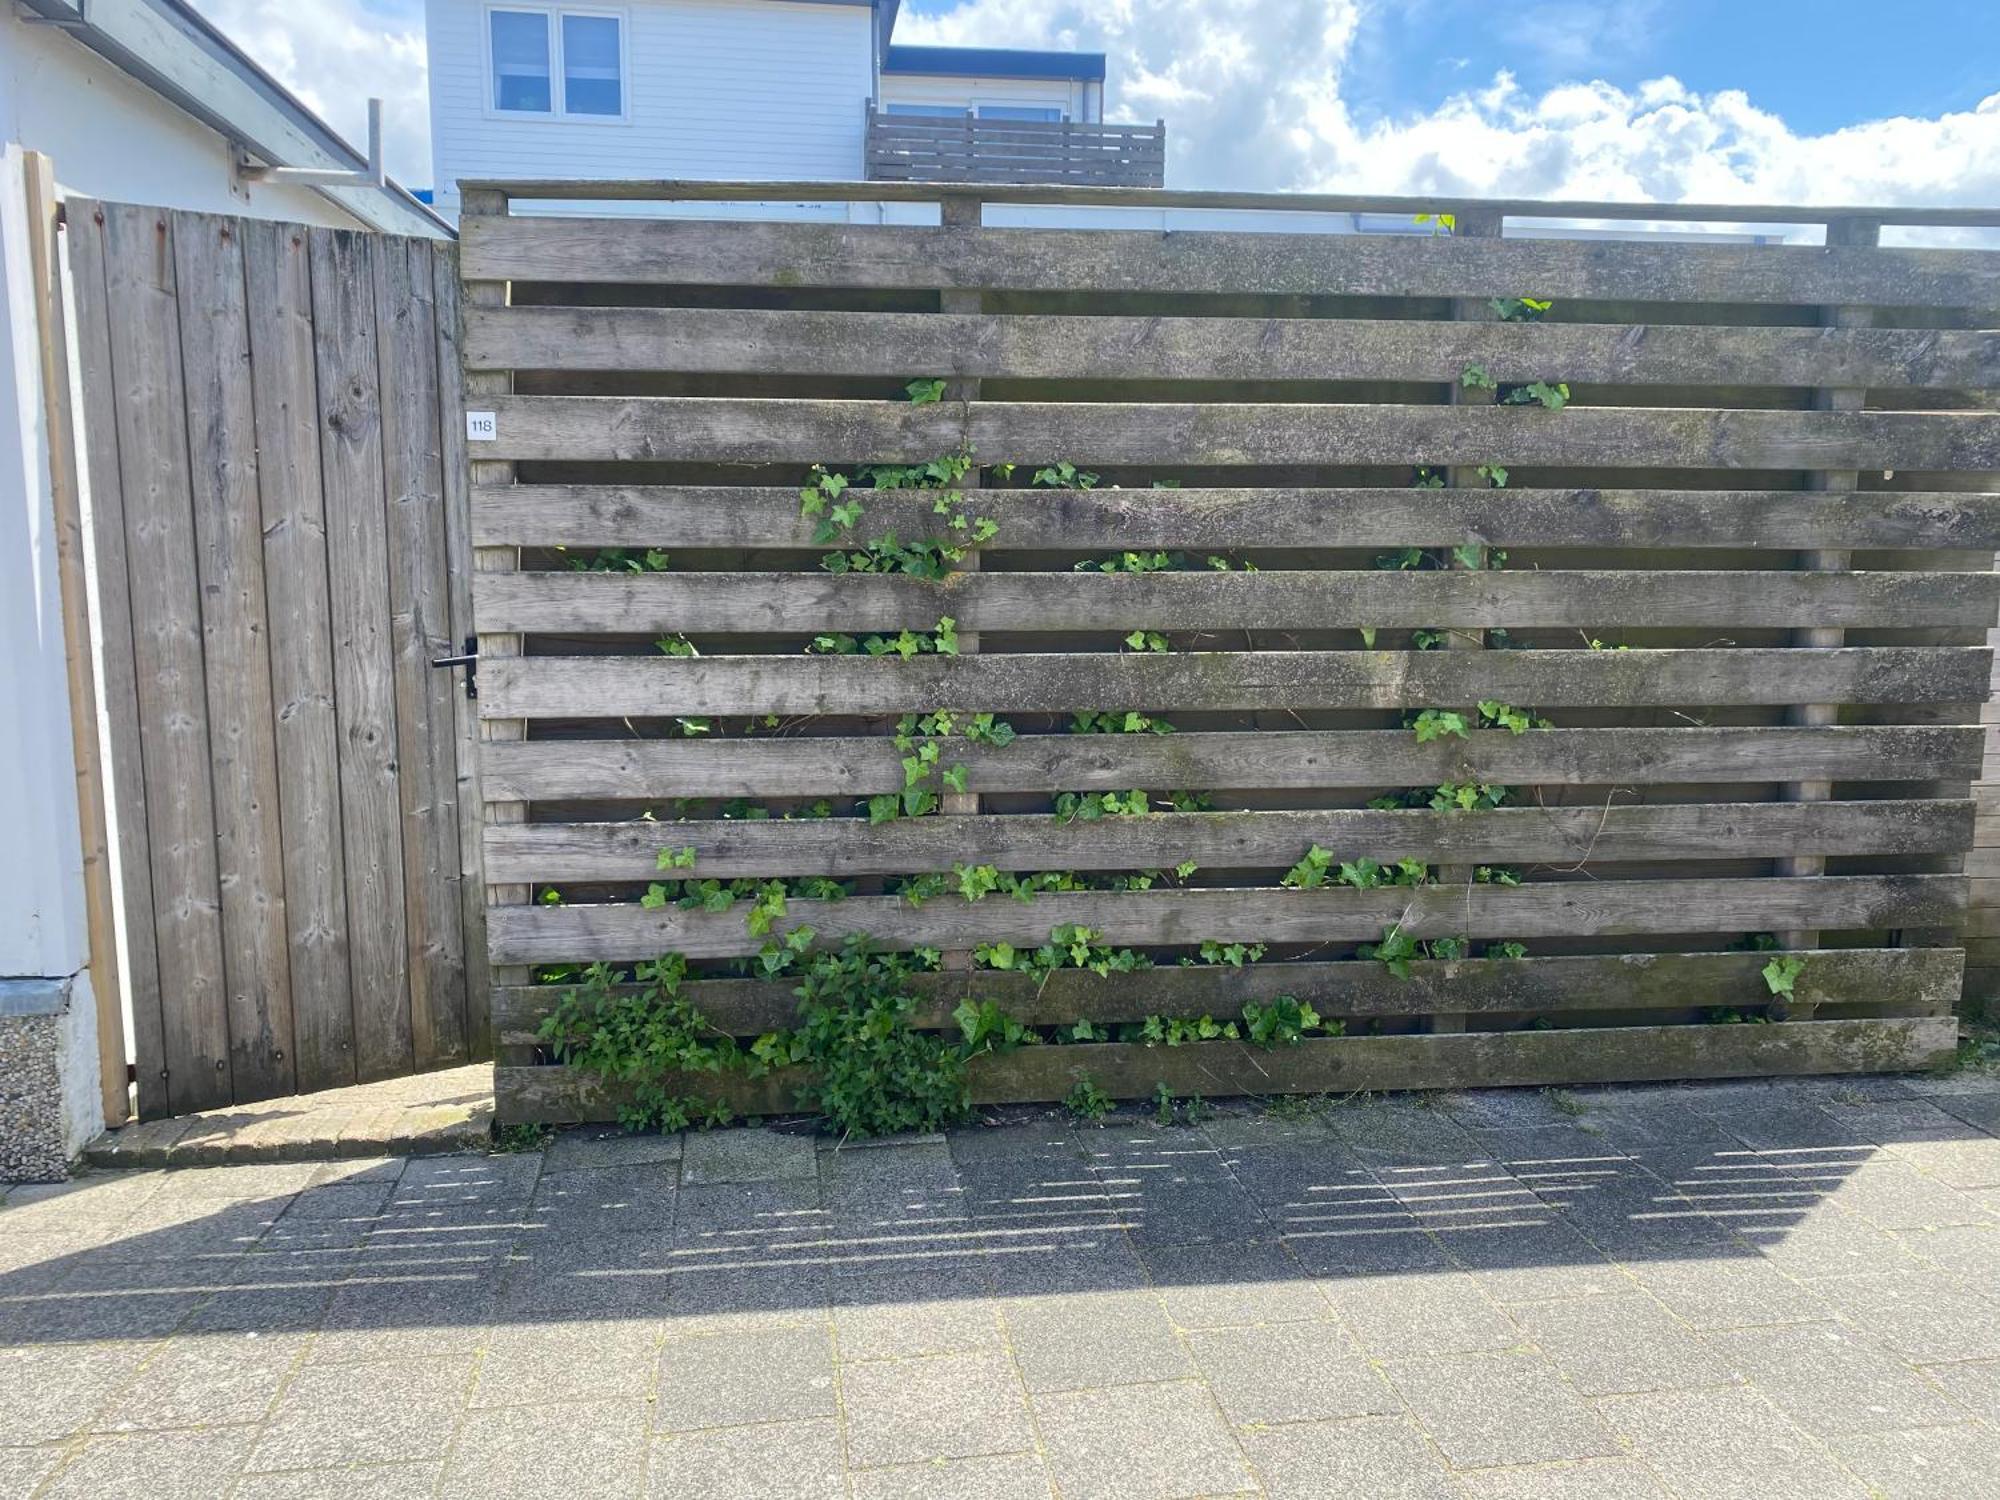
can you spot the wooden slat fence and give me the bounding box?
[456,182,2000,1124]
[865,110,1166,188]
[66,201,483,1118]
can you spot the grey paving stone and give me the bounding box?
[1200,1109,1337,1149]
[982,1234,1148,1298]
[839,1351,1034,1467]
[0,1172,163,1230]
[470,1317,660,1406]
[438,1399,648,1500]
[1107,1173,1270,1247]
[529,1165,677,1237]
[831,1265,1001,1362]
[1595,1385,1869,1500]
[1922,1356,2000,1422]
[1138,1239,1334,1329]
[1892,1223,2000,1276]
[1237,1415,1458,1500]
[309,1270,496,1364]
[1282,1211,1454,1277]
[1454,1459,1674,1499]
[1427,1219,1628,1305]
[1385,1350,1619,1468]
[0,1229,96,1295]
[653,1324,836,1431]
[1032,1379,1252,1500]
[1927,1090,2000,1134]
[671,1179,827,1257]
[1317,1268,1522,1357]
[35,1425,255,1499]
[1001,1290,1193,1392]
[1882,1134,2000,1190]
[1738,1202,1930,1280]
[0,1258,209,1342]
[1831,1423,2000,1500]
[0,1342,153,1443]
[680,1128,818,1185]
[847,1451,1055,1500]
[1806,1161,1992,1231]
[1704,1320,1963,1437]
[231,1461,444,1500]
[1440,1087,1594,1131]
[95,1330,306,1429]
[944,1120,1091,1167]
[156,1162,322,1199]
[1813,1270,2000,1363]
[1217,1141,1382,1214]
[1530,1163,1733,1257]
[645,1418,844,1500]
[0,1446,61,1500]
[820,1138,958,1196]
[278,1182,396,1222]
[247,1357,472,1471]
[1514,1292,1732,1396]
[1323,1100,1479,1159]
[394,1153,540,1206]
[542,1128,683,1173]
[499,1228,679,1319]
[80,1197,280,1260]
[306,1158,407,1187]
[1627,1255,1830,1331]
[1186,1322,1393,1425]
[659,1256,833,1336]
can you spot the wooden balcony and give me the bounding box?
[865,109,1166,188]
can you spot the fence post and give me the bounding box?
[938,190,983,973]
[1432,206,1503,1034]
[461,187,529,1030]
[1775,215,1881,1013]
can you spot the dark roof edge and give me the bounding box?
[883,44,1106,82]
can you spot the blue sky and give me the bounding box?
[1335,0,2000,134]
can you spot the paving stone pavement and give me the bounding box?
[5,1071,2000,1498]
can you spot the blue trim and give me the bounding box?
[883,45,1106,82]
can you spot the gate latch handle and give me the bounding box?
[431,636,478,699]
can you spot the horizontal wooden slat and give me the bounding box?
[477,569,2000,636]
[493,1015,1963,1122]
[481,397,2000,470]
[472,485,2000,555]
[488,873,1965,962]
[479,647,1991,720]
[491,799,1972,883]
[465,307,2000,389]
[481,725,1985,802]
[493,947,1965,1046]
[459,217,2000,307]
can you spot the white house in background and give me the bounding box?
[0,0,445,1176]
[422,0,1166,222]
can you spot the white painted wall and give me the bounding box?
[878,72,1093,122]
[0,145,86,983]
[0,12,359,226]
[426,0,876,217]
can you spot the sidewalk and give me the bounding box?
[3,1069,1998,1498]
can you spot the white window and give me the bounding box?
[978,105,1065,122]
[488,6,626,119]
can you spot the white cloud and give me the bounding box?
[184,0,432,187]
[899,0,2000,223]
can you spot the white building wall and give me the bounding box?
[877,73,1093,121]
[426,0,876,217]
[0,13,359,225]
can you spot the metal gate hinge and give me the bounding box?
[431,636,478,699]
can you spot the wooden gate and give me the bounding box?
[65,200,483,1118]
[457,182,2000,1125]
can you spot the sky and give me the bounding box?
[188,0,2000,216]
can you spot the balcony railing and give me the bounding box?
[865,108,1166,188]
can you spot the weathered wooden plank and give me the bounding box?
[173,211,296,1101]
[98,203,233,1115]
[489,800,1972,884]
[479,647,1991,721]
[375,236,468,1069]
[458,216,2000,308]
[465,306,2000,389]
[493,947,1964,1046]
[494,1015,1962,1122]
[480,725,1984,802]
[241,218,357,1095]
[470,484,2000,554]
[475,569,2000,636]
[33,172,127,1125]
[488,873,1965,963]
[310,228,413,1083]
[479,397,2000,470]
[432,242,492,1061]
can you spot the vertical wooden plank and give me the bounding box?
[432,242,492,1059]
[309,227,413,1082]
[461,189,527,1029]
[173,212,297,1100]
[937,191,982,976]
[242,218,358,1094]
[97,203,232,1113]
[1777,217,1881,995]
[26,165,127,1124]
[66,199,167,1117]
[1431,206,1504,1036]
[374,235,468,1067]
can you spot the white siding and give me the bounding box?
[427,0,875,216]
[0,14,360,227]
[878,73,1092,122]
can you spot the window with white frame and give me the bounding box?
[978,105,1065,121]
[488,6,625,118]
